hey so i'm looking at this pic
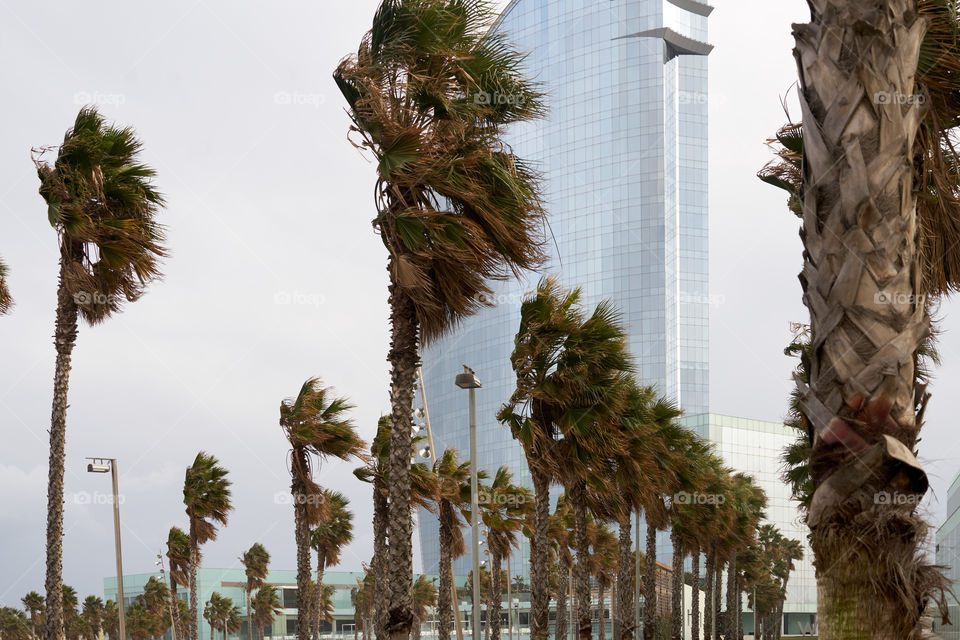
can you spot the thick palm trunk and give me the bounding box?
[702,551,713,640]
[690,545,699,640]
[437,505,454,640]
[528,468,551,640]
[489,551,502,640]
[556,563,570,640]
[373,476,389,640]
[313,555,327,640]
[293,472,313,640]
[385,270,417,640]
[725,554,736,640]
[792,1,948,637]
[670,531,681,640]
[45,259,79,640]
[615,514,632,640]
[570,483,591,640]
[642,523,655,640]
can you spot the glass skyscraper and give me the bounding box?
[934,470,960,639]
[417,0,817,632]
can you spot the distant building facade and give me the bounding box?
[935,470,960,639]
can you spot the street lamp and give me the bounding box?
[87,458,125,640]
[455,366,481,640]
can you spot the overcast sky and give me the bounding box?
[3,0,959,606]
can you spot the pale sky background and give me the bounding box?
[3,0,960,606]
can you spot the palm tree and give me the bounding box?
[587,521,617,640]
[0,257,12,314]
[354,417,436,640]
[126,602,160,640]
[1,607,31,640]
[34,108,166,640]
[60,587,78,639]
[410,577,437,640]
[479,467,531,640]
[499,278,604,640]
[204,594,237,640]
[280,378,365,640]
[250,586,282,640]
[335,1,546,635]
[183,453,234,640]
[167,526,193,640]
[766,1,960,634]
[547,497,573,640]
[240,543,270,640]
[310,492,353,640]
[22,592,45,640]
[101,602,117,640]
[316,585,335,635]
[81,597,103,640]
[428,449,475,640]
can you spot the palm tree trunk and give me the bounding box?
[293,467,312,640]
[528,468,551,640]
[45,258,79,640]
[596,583,605,640]
[702,550,712,640]
[172,583,183,640]
[385,264,417,640]
[725,554,736,640]
[570,483,591,640]
[615,514,632,640]
[373,476,389,640]
[437,504,454,640]
[489,551,502,640]
[670,531,681,640]
[690,545,699,640]
[642,522,655,640]
[246,590,252,640]
[555,563,569,640]
[313,555,327,640]
[792,1,947,637]
[189,522,200,640]
[712,566,720,640]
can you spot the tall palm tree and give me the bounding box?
[34,108,166,640]
[250,586,282,640]
[240,543,270,640]
[204,593,239,640]
[167,526,193,640]
[479,467,531,640]
[354,417,436,640]
[335,1,546,635]
[183,453,233,640]
[1,608,31,640]
[410,577,437,640]
[498,278,615,640]
[22,592,45,640]
[81,597,103,640]
[429,449,477,640]
[280,378,365,640]
[587,521,617,640]
[0,257,12,314]
[310,492,353,640]
[769,0,960,634]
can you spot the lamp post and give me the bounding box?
[455,366,481,640]
[156,556,178,640]
[87,458,125,640]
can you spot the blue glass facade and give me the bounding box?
[418,0,712,580]
[934,471,960,639]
